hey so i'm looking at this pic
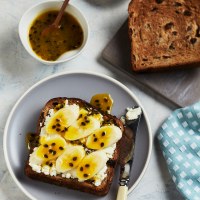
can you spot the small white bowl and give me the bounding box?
[19,1,89,65]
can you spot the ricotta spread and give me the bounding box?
[126,107,142,120]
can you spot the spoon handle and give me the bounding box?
[53,0,70,27]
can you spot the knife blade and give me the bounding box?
[116,106,142,200]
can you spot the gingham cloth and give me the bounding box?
[157,102,200,200]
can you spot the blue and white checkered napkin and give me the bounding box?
[157,102,200,200]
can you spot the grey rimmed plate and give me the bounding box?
[4,71,152,200]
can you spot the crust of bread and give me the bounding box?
[25,97,124,196]
[128,0,200,72]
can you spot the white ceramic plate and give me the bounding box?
[4,71,152,200]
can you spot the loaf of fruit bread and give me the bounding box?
[128,0,200,71]
[25,97,124,196]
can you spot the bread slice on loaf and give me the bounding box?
[128,0,200,71]
[25,97,124,196]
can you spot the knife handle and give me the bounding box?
[116,185,128,200]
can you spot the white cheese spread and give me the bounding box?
[125,107,142,121]
[93,166,108,186]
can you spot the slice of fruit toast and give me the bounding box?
[25,97,124,196]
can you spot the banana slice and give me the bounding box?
[56,145,85,173]
[78,108,102,121]
[46,104,79,135]
[30,134,67,165]
[76,151,108,181]
[86,125,122,150]
[64,109,102,141]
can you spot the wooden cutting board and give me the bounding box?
[102,20,200,107]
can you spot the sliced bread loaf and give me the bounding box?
[128,0,200,71]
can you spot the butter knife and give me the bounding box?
[116,107,142,200]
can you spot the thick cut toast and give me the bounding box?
[25,97,124,196]
[128,0,200,71]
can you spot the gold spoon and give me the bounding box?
[42,0,70,36]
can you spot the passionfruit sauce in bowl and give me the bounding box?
[29,10,84,61]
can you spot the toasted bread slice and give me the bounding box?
[128,0,200,71]
[25,97,124,196]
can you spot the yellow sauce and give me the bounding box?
[29,10,84,61]
[26,132,39,149]
[90,93,113,114]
